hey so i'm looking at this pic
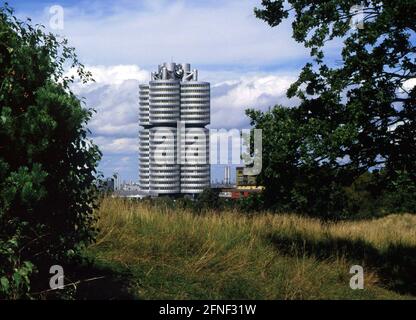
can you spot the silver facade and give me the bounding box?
[180,128,210,193]
[139,84,150,126]
[149,80,180,124]
[180,82,210,125]
[138,129,150,190]
[149,127,180,194]
[139,62,210,195]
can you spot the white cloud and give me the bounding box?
[211,74,299,128]
[92,136,137,154]
[27,0,308,67]
[83,65,149,86]
[403,78,416,91]
[68,68,143,138]
[68,65,149,91]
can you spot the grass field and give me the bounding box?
[79,197,416,300]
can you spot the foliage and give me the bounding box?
[194,188,221,211]
[0,4,101,298]
[246,106,348,218]
[381,171,416,213]
[250,0,416,216]
[235,193,265,213]
[245,104,416,217]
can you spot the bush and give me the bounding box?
[381,171,416,214]
[0,4,101,298]
[195,188,221,211]
[236,193,265,213]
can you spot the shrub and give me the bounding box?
[195,188,221,212]
[0,4,101,298]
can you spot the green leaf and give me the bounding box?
[0,277,10,292]
[13,273,21,287]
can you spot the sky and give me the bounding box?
[11,0,316,183]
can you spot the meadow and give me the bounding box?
[77,197,416,300]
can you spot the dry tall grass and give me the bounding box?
[86,197,416,300]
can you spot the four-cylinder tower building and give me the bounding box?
[139,62,210,195]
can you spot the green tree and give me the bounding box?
[249,1,416,215]
[0,4,101,298]
[246,106,348,217]
[195,188,221,211]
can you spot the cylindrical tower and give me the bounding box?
[139,62,210,196]
[180,127,210,193]
[138,129,150,190]
[180,82,210,126]
[138,84,150,191]
[149,127,180,194]
[149,80,180,125]
[139,84,150,126]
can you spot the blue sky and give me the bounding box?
[10,0,315,182]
